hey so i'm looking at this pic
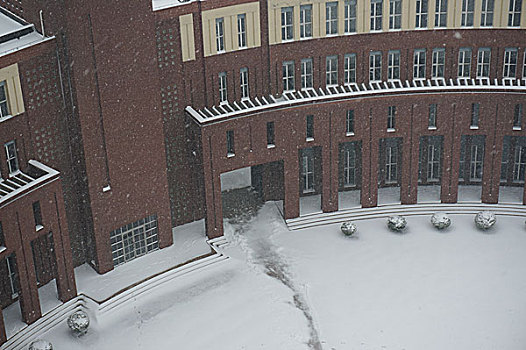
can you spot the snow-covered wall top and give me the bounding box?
[152,0,199,11]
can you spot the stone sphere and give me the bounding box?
[67,310,90,336]
[387,215,407,232]
[341,221,357,236]
[28,340,53,350]
[431,213,451,230]
[474,211,496,230]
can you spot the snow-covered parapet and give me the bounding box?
[431,213,451,230]
[67,310,90,336]
[28,340,53,350]
[475,211,496,230]
[341,221,357,236]
[387,215,407,232]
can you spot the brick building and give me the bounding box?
[0,0,525,344]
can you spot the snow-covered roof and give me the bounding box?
[152,0,199,11]
[187,78,526,125]
[0,8,49,58]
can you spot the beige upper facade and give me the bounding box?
[0,63,25,118]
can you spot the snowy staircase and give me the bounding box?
[286,203,526,231]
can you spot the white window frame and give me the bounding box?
[435,0,448,28]
[302,154,315,193]
[476,48,491,78]
[344,0,357,33]
[326,2,339,35]
[413,49,426,80]
[240,68,249,100]
[326,55,338,86]
[346,110,355,135]
[514,104,523,129]
[6,255,19,298]
[344,54,357,84]
[0,81,9,118]
[432,48,445,79]
[470,144,483,181]
[215,18,225,52]
[480,0,494,26]
[370,0,383,31]
[471,103,480,128]
[508,0,522,27]
[369,51,382,82]
[389,0,402,30]
[386,145,398,184]
[5,140,18,175]
[429,103,437,128]
[503,48,518,79]
[461,0,475,27]
[523,49,526,80]
[344,148,356,187]
[387,106,396,130]
[415,0,428,28]
[427,144,440,181]
[237,14,247,48]
[283,61,295,91]
[218,72,227,104]
[388,50,400,81]
[458,48,472,79]
[300,4,313,39]
[301,58,313,89]
[281,7,294,41]
[513,145,526,182]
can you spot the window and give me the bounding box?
[326,56,338,86]
[477,48,491,78]
[371,0,383,31]
[226,130,235,156]
[432,49,445,78]
[389,0,402,29]
[267,121,275,147]
[427,143,441,181]
[386,145,398,183]
[345,0,357,33]
[429,103,437,128]
[344,54,357,84]
[415,0,428,28]
[387,106,396,130]
[302,152,315,193]
[300,5,313,38]
[435,0,448,27]
[301,58,313,89]
[215,18,225,52]
[503,48,518,79]
[413,49,426,79]
[0,81,9,118]
[346,110,355,134]
[508,0,522,27]
[283,61,295,91]
[343,148,356,186]
[240,68,249,100]
[481,0,494,26]
[6,254,19,298]
[237,14,247,48]
[110,215,159,267]
[513,145,526,182]
[0,221,4,247]
[306,115,314,140]
[501,139,510,182]
[388,50,400,80]
[5,140,18,174]
[33,201,43,229]
[458,48,472,78]
[326,2,338,35]
[461,0,475,26]
[369,51,382,81]
[470,144,484,180]
[523,50,526,79]
[471,103,480,128]
[514,104,523,129]
[281,7,294,41]
[218,72,227,104]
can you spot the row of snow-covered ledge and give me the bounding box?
[186,78,526,125]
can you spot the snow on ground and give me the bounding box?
[36,203,526,350]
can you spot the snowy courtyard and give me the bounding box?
[34,203,526,350]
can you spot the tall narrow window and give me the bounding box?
[503,48,518,79]
[371,0,383,31]
[470,144,484,180]
[282,61,295,91]
[413,49,426,79]
[300,5,313,38]
[344,54,357,84]
[5,140,18,174]
[461,0,475,26]
[267,121,275,147]
[302,152,315,193]
[0,221,4,247]
[389,0,402,29]
[218,72,227,104]
[481,0,494,26]
[6,254,19,298]
[386,145,398,183]
[369,51,382,81]
[326,56,338,86]
[237,14,247,48]
[240,68,249,100]
[344,148,356,186]
[301,58,313,89]
[501,139,510,182]
[281,7,294,41]
[513,145,526,182]
[0,81,9,118]
[387,106,396,130]
[477,48,491,78]
[346,110,355,134]
[432,48,445,78]
[458,48,472,78]
[427,143,441,181]
[226,130,235,156]
[33,201,43,229]
[429,104,437,128]
[471,103,480,128]
[215,18,225,52]
[435,0,448,27]
[523,50,526,79]
[345,0,357,33]
[326,2,338,35]
[514,104,523,129]
[388,50,400,80]
[415,0,428,28]
[508,0,522,27]
[306,115,314,140]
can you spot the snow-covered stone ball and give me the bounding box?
[431,213,451,230]
[474,211,496,230]
[387,215,407,232]
[28,340,53,350]
[67,310,90,336]
[341,221,357,236]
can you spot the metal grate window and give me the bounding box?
[110,215,159,267]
